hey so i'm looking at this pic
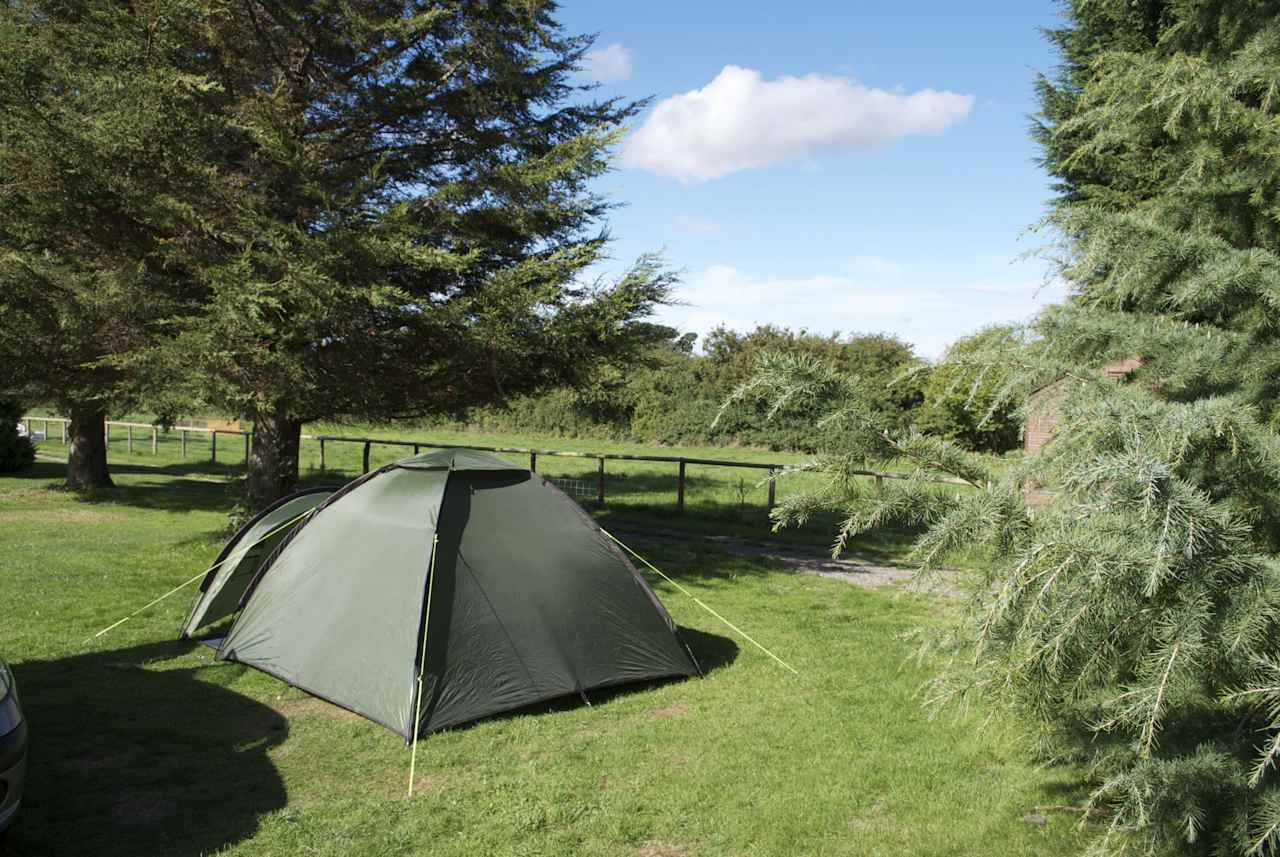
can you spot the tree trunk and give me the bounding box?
[246,409,302,512]
[66,404,112,490]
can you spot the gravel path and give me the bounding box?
[608,525,960,596]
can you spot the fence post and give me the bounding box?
[23,418,30,436]
[319,438,326,470]
[180,430,187,459]
[529,451,537,472]
[151,427,158,455]
[596,458,605,507]
[676,461,686,514]
[362,441,371,474]
[61,419,66,444]
[41,419,48,439]
[126,425,132,454]
[211,431,217,463]
[413,444,419,455]
[104,422,109,448]
[767,467,777,511]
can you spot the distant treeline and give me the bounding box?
[443,325,1022,454]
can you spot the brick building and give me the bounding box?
[1024,356,1142,453]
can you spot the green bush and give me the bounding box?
[0,399,35,473]
[915,326,1021,454]
[445,325,932,452]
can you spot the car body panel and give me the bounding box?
[0,720,26,831]
[0,660,26,832]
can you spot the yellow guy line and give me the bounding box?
[82,507,316,645]
[600,528,799,676]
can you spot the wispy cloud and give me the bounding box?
[622,66,974,182]
[580,43,633,83]
[659,263,1067,358]
[846,255,904,278]
[672,214,723,235]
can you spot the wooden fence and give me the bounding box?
[23,416,971,514]
[23,416,252,465]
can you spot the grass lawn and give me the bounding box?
[0,460,1085,856]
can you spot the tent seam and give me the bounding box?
[407,464,452,742]
[452,547,543,699]
[535,477,699,674]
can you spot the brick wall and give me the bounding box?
[1024,381,1065,453]
[1023,357,1142,453]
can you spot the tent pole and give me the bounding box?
[408,533,440,799]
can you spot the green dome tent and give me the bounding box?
[188,449,700,739]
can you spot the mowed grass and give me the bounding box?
[0,460,1084,857]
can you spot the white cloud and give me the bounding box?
[622,65,974,182]
[846,255,903,278]
[672,214,723,235]
[580,43,633,83]
[658,263,1068,358]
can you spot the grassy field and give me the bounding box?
[0,459,1085,857]
[25,417,977,560]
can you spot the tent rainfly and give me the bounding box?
[181,449,701,738]
[182,486,334,638]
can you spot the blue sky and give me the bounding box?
[557,0,1070,358]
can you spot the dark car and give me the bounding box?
[0,658,26,835]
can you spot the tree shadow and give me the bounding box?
[4,641,287,857]
[25,455,247,482]
[3,460,74,484]
[12,461,245,517]
[73,480,238,515]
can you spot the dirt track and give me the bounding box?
[608,526,959,596]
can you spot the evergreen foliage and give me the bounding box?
[724,3,1280,854]
[0,1,226,488]
[458,325,932,450]
[151,1,679,510]
[1,1,675,508]
[915,326,1021,454]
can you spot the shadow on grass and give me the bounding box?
[6,641,286,857]
[681,625,739,674]
[13,461,238,516]
[604,508,921,565]
[29,453,248,482]
[74,480,239,515]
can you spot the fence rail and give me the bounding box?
[24,416,252,465]
[23,415,972,514]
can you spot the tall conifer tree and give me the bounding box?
[161,2,671,509]
[1,2,673,506]
[724,3,1280,853]
[0,3,227,488]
